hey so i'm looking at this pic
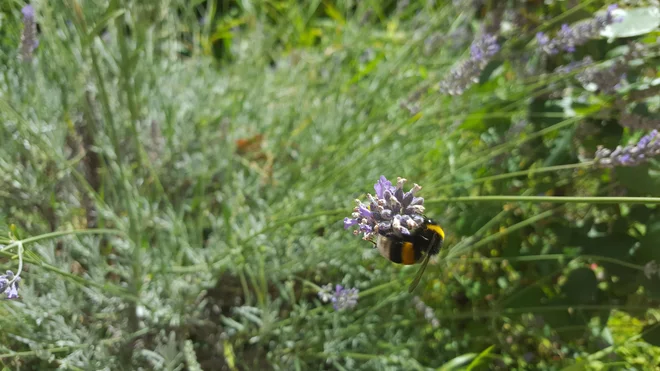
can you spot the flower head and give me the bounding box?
[594,130,660,168]
[537,5,621,55]
[0,270,21,299]
[619,112,660,131]
[344,176,425,241]
[439,33,499,95]
[20,5,39,63]
[575,42,646,95]
[318,283,359,311]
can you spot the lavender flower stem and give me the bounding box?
[423,195,660,205]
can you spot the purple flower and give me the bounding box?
[345,176,426,241]
[374,175,395,198]
[318,283,359,311]
[0,270,21,299]
[343,217,359,229]
[537,5,621,55]
[22,5,35,18]
[573,42,645,94]
[20,5,39,63]
[470,33,499,61]
[439,33,500,95]
[594,130,660,168]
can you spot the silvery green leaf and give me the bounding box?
[600,7,660,40]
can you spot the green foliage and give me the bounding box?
[0,0,659,370]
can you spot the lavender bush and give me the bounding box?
[1,1,660,370]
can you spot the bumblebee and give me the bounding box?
[374,218,445,293]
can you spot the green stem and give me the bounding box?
[448,209,556,258]
[1,228,126,251]
[110,2,144,347]
[0,248,136,300]
[240,208,347,244]
[433,305,653,320]
[431,162,593,192]
[426,195,660,205]
[444,116,583,181]
[445,254,644,271]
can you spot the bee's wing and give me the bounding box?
[408,251,431,293]
[408,231,441,293]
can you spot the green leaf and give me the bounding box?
[561,362,587,371]
[505,286,548,310]
[437,353,476,371]
[562,268,598,304]
[641,273,660,300]
[641,323,660,346]
[466,345,495,371]
[616,164,660,196]
[600,7,660,40]
[86,9,126,44]
[637,216,660,262]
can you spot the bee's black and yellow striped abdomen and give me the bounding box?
[376,219,444,265]
[380,239,423,265]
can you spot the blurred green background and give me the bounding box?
[1,0,660,369]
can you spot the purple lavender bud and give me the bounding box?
[6,277,20,299]
[20,5,39,63]
[537,6,621,56]
[594,130,660,168]
[620,111,660,131]
[377,222,392,233]
[22,5,35,18]
[357,204,372,219]
[553,56,593,74]
[0,270,21,299]
[318,284,359,311]
[344,217,359,229]
[439,33,500,95]
[374,175,394,199]
[317,283,333,303]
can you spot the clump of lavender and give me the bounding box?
[594,129,660,168]
[575,42,646,94]
[439,33,500,96]
[536,5,620,55]
[412,296,440,328]
[344,176,426,241]
[553,56,594,75]
[318,284,359,311]
[619,111,660,131]
[20,5,39,63]
[0,270,21,299]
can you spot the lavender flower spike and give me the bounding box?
[20,5,39,63]
[331,285,359,311]
[536,5,621,55]
[345,176,426,241]
[317,283,359,311]
[439,33,499,95]
[0,270,21,299]
[594,130,660,168]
